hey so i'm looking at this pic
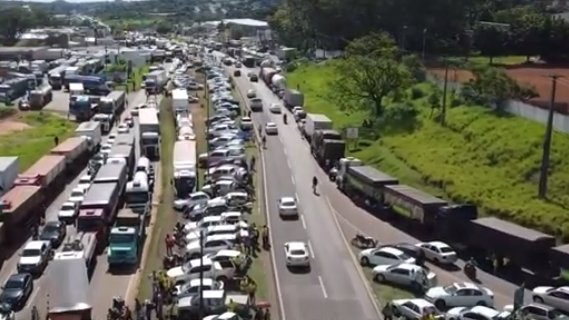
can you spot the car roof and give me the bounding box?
[7,273,28,282]
[207,224,237,232]
[202,216,223,222]
[189,278,214,286]
[25,240,46,249]
[286,242,307,250]
[280,197,296,203]
[379,247,405,256]
[206,234,236,241]
[468,306,500,318]
[428,241,451,248]
[61,201,76,207]
[190,191,208,197]
[71,187,85,193]
[213,249,242,258]
[393,263,421,271]
[524,303,557,311]
[202,290,224,299]
[222,211,242,217]
[266,122,276,126]
[400,298,434,308]
[189,258,213,268]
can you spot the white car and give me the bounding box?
[17,240,52,275]
[203,312,239,320]
[246,89,256,98]
[185,224,248,243]
[117,123,129,134]
[77,174,92,191]
[107,132,117,144]
[269,103,282,113]
[533,287,569,313]
[240,117,253,130]
[392,299,441,320]
[278,197,298,218]
[358,247,416,267]
[58,202,78,223]
[184,234,235,259]
[68,187,86,205]
[425,282,494,309]
[416,241,458,264]
[284,242,310,268]
[446,306,511,320]
[372,263,437,290]
[518,303,566,320]
[175,278,225,298]
[174,191,210,211]
[166,258,233,285]
[265,122,278,135]
[101,143,113,155]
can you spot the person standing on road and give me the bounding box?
[382,302,394,320]
[261,225,270,250]
[165,234,173,255]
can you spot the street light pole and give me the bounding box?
[538,75,561,198]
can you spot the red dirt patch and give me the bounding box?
[0,120,31,135]
[428,66,569,114]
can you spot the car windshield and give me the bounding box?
[281,200,295,206]
[43,225,59,233]
[290,249,306,255]
[61,204,75,211]
[71,191,83,197]
[79,177,90,184]
[439,246,454,253]
[109,234,133,243]
[398,252,411,260]
[4,278,22,289]
[22,249,41,257]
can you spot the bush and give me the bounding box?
[410,87,424,100]
[0,107,16,119]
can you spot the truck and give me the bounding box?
[107,208,147,266]
[259,67,277,85]
[139,108,160,159]
[77,182,121,250]
[144,70,168,94]
[283,89,304,110]
[64,75,110,95]
[336,159,399,209]
[50,137,89,173]
[172,89,189,115]
[98,90,126,121]
[93,162,128,195]
[69,95,93,122]
[310,129,345,166]
[58,232,98,270]
[48,66,67,90]
[75,121,102,153]
[0,157,18,197]
[304,114,333,141]
[115,132,135,147]
[271,74,286,93]
[125,171,151,213]
[108,144,135,178]
[173,140,197,198]
[14,155,66,199]
[29,85,53,110]
[47,255,92,320]
[383,184,448,227]
[0,185,44,246]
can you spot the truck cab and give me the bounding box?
[76,209,108,250]
[141,132,160,158]
[92,114,112,134]
[334,157,363,185]
[108,209,146,266]
[125,172,150,212]
[174,169,196,199]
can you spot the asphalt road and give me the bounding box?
[0,89,158,320]
[221,60,380,319]
[223,58,529,313]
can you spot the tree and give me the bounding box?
[156,21,173,35]
[0,7,36,45]
[331,33,411,117]
[473,23,510,63]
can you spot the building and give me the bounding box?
[223,19,270,39]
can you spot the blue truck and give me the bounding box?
[64,75,110,95]
[107,207,147,267]
[70,95,94,122]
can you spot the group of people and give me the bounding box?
[382,302,438,320]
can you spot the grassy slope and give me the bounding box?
[0,112,76,171]
[287,62,569,239]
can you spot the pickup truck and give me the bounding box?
[107,207,147,266]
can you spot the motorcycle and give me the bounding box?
[464,261,477,279]
[350,233,378,249]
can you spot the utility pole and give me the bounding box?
[440,60,450,126]
[422,28,428,61]
[538,75,562,199]
[198,229,204,319]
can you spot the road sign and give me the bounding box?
[346,127,359,139]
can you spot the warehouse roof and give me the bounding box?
[223,19,269,28]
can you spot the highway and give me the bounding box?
[220,59,380,320]
[0,89,155,320]
[224,59,528,315]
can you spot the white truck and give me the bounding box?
[304,113,333,141]
[271,74,287,92]
[0,157,18,197]
[172,88,189,115]
[74,121,102,153]
[139,108,160,159]
[144,70,168,94]
[48,254,91,320]
[173,140,197,198]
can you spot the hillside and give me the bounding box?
[287,62,569,239]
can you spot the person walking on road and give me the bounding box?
[261,225,270,250]
[165,234,174,255]
[382,302,394,320]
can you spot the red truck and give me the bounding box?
[50,137,89,174]
[0,185,44,247]
[14,155,66,199]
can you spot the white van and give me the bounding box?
[136,157,151,174]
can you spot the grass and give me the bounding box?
[137,97,177,300]
[0,112,76,171]
[287,61,569,240]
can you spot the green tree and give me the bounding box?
[156,21,174,35]
[0,7,36,45]
[473,23,510,63]
[331,33,411,117]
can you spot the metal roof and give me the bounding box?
[0,157,17,172]
[472,217,554,243]
[384,184,447,206]
[350,166,398,184]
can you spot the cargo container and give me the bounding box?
[29,85,53,110]
[75,121,102,153]
[283,89,304,110]
[14,155,66,190]
[304,114,333,141]
[0,185,44,244]
[50,137,89,172]
[0,157,19,197]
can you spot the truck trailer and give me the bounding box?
[0,185,44,245]
[59,232,98,271]
[283,89,304,110]
[0,157,19,197]
[47,255,92,320]
[74,121,102,153]
[304,114,333,141]
[173,140,197,198]
[50,137,89,173]
[172,89,189,115]
[14,155,67,198]
[139,108,160,159]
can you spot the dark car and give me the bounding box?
[390,243,423,258]
[0,273,33,311]
[249,74,258,82]
[233,70,241,77]
[39,221,67,248]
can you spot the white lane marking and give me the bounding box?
[286,158,292,170]
[300,215,307,230]
[290,175,295,186]
[324,196,382,317]
[283,148,288,156]
[295,192,299,199]
[318,276,329,299]
[307,241,315,258]
[260,130,287,320]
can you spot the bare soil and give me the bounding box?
[0,120,31,135]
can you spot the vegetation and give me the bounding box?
[0,112,75,172]
[287,40,569,240]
